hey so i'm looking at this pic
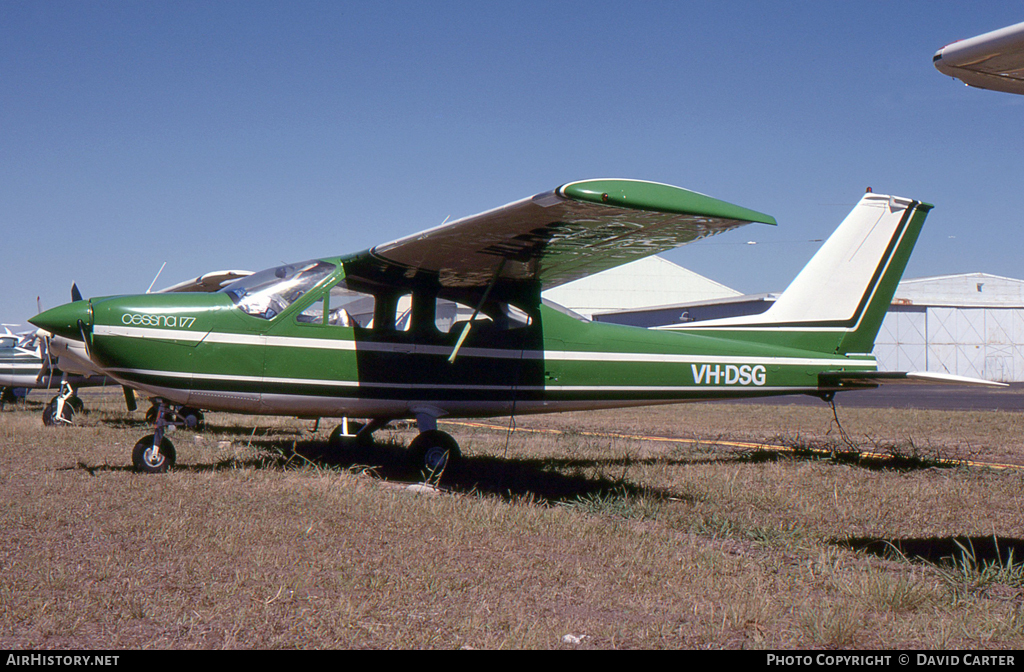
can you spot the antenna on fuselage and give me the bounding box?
[146,262,168,294]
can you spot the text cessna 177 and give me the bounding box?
[29,179,998,474]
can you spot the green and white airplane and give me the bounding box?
[29,179,996,474]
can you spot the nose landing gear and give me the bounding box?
[132,434,177,474]
[131,400,181,473]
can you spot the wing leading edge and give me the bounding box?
[346,179,775,290]
[934,21,1024,95]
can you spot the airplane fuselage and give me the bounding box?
[58,267,875,422]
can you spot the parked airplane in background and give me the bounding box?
[0,324,117,421]
[1,326,45,407]
[30,179,1001,474]
[934,20,1024,95]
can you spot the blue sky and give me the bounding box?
[2,1,1023,325]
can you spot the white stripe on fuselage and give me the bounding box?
[106,363,823,396]
[93,324,869,369]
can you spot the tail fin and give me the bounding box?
[677,192,932,354]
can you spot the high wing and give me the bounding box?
[345,179,775,290]
[934,21,1024,95]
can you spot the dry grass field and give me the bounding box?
[2,388,1023,649]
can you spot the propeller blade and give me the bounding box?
[77,320,92,359]
[71,283,83,303]
[36,334,54,386]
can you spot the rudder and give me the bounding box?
[671,192,932,355]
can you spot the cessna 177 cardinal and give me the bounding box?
[30,179,995,474]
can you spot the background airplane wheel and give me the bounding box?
[408,429,461,477]
[179,407,205,430]
[42,399,75,426]
[1,387,17,409]
[132,435,176,473]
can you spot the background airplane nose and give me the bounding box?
[28,300,92,341]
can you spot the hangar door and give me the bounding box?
[874,306,1024,382]
[873,306,926,372]
[927,307,985,379]
[926,307,1024,382]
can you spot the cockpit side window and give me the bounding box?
[221,260,336,320]
[296,280,377,328]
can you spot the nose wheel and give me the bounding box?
[132,434,176,473]
[131,400,178,473]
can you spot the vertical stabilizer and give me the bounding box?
[674,192,931,354]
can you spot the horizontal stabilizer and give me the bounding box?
[820,370,1007,389]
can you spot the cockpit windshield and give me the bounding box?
[220,260,337,320]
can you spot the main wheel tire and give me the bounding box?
[42,399,75,426]
[408,430,461,476]
[132,435,176,473]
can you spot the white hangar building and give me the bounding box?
[555,259,1024,383]
[541,255,742,320]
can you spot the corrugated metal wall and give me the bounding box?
[874,306,1024,382]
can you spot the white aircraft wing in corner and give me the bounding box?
[934,21,1024,95]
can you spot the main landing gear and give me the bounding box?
[328,414,462,477]
[408,430,461,476]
